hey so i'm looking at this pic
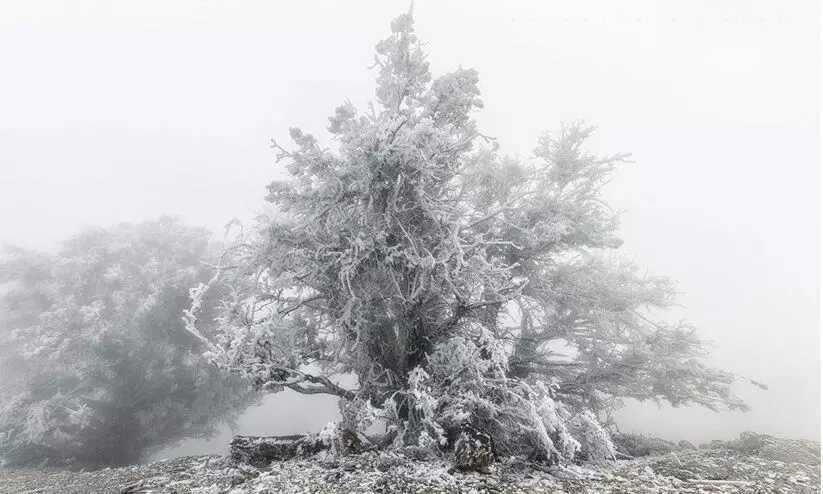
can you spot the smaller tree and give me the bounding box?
[0,217,258,468]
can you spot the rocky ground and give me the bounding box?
[0,435,818,494]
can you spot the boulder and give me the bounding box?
[453,424,495,474]
[229,434,327,467]
[333,428,362,456]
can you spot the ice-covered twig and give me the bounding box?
[686,479,755,486]
[181,259,225,357]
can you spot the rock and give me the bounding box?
[229,434,327,467]
[454,423,495,474]
[677,440,697,450]
[319,423,364,456]
[334,428,362,456]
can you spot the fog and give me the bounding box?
[0,0,818,460]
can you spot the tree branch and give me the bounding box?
[261,366,356,400]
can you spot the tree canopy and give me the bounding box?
[0,217,257,468]
[186,9,757,464]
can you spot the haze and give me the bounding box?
[0,0,818,458]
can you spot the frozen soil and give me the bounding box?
[0,448,818,494]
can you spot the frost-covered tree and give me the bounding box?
[0,217,257,468]
[186,9,759,464]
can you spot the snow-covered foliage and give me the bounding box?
[318,422,342,449]
[3,442,819,494]
[569,409,616,464]
[186,8,756,464]
[0,218,257,468]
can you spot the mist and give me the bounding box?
[0,0,818,463]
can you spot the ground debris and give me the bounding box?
[0,442,819,493]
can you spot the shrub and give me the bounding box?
[0,218,258,468]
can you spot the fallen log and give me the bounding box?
[229,434,327,467]
[119,480,147,494]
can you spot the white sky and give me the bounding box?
[0,0,819,451]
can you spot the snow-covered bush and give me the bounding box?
[318,422,342,450]
[0,218,257,468]
[568,410,616,464]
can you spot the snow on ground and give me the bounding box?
[0,447,819,493]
